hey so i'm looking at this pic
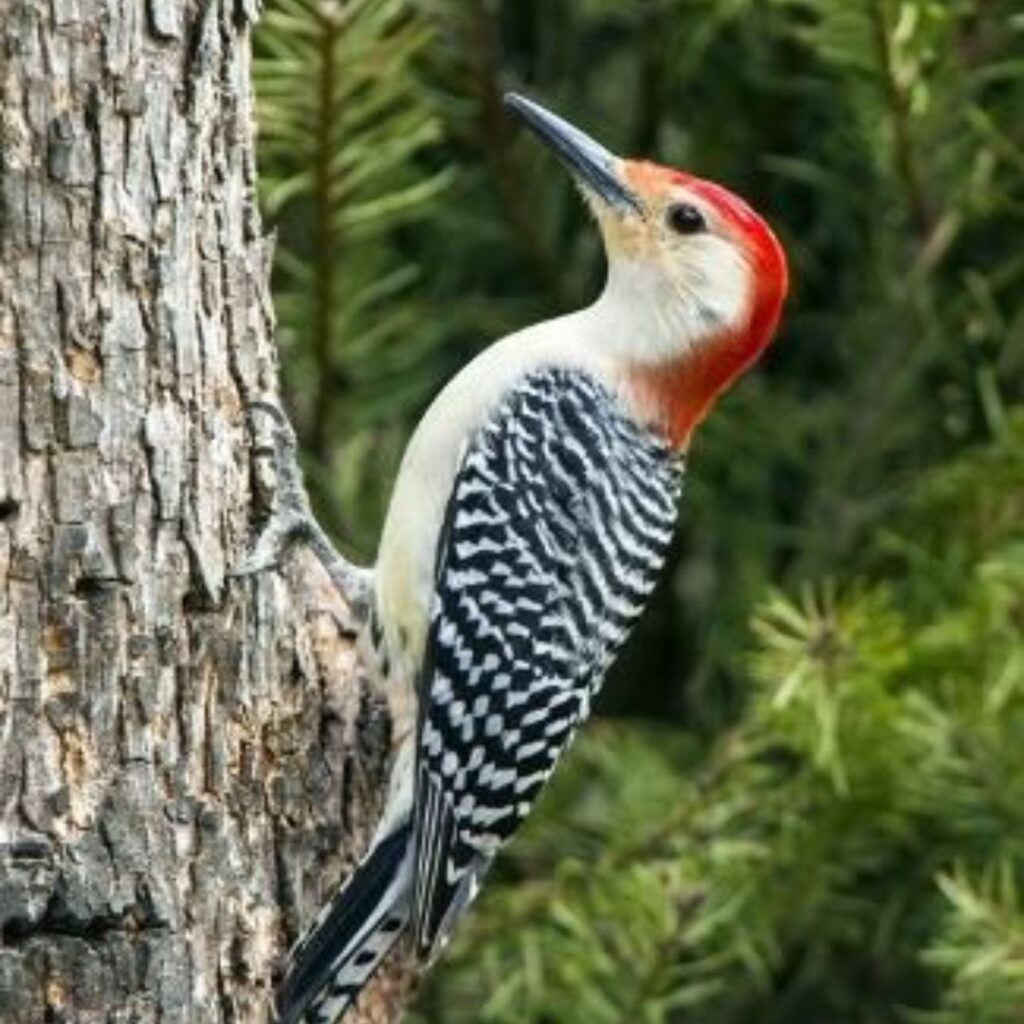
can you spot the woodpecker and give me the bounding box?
[258,94,788,1024]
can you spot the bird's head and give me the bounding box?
[505,93,788,448]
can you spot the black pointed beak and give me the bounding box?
[504,93,643,216]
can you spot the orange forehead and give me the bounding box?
[622,159,688,194]
[625,161,766,232]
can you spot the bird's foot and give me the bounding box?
[232,400,374,625]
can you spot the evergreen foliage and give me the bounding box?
[411,417,1024,1023]
[254,0,452,550]
[254,0,1024,1019]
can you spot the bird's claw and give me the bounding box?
[247,399,295,437]
[231,399,312,578]
[229,512,309,579]
[250,400,308,515]
[233,398,374,622]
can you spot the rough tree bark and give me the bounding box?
[0,2,404,1021]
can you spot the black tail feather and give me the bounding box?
[276,822,412,1024]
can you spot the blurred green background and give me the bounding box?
[253,1,1024,1020]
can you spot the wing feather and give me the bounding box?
[410,368,683,957]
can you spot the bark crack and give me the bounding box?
[2,892,173,947]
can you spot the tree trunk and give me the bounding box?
[0,2,399,1021]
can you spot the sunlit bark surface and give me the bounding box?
[0,2,398,1020]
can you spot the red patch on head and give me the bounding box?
[624,162,789,447]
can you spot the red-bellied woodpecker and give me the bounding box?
[246,94,788,1024]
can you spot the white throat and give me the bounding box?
[582,244,751,366]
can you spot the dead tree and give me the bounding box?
[0,2,403,1020]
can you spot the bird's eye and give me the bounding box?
[667,203,706,235]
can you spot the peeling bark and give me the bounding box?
[0,2,396,1020]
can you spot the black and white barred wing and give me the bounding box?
[411,368,683,957]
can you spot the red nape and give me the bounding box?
[630,322,778,449]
